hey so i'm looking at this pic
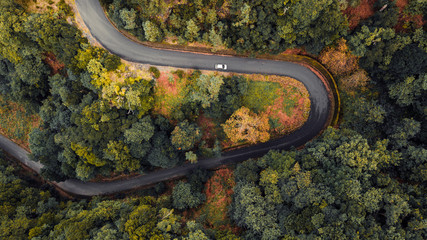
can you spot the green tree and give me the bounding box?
[147,132,180,168]
[231,182,281,239]
[156,208,181,236]
[120,8,137,30]
[125,205,164,240]
[232,3,250,27]
[52,200,126,240]
[230,128,412,239]
[186,221,210,240]
[348,26,396,57]
[172,181,205,210]
[279,0,348,53]
[208,26,224,51]
[341,94,387,138]
[390,118,421,148]
[124,116,155,144]
[185,151,198,164]
[170,120,202,151]
[190,74,224,108]
[143,21,162,42]
[206,75,247,121]
[124,116,154,159]
[205,9,218,25]
[93,224,119,240]
[388,74,427,107]
[129,0,164,19]
[147,147,179,169]
[103,140,140,172]
[185,18,200,42]
[402,146,427,182]
[101,77,154,116]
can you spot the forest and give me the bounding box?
[1,0,311,182]
[0,0,426,239]
[0,150,241,239]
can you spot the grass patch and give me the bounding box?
[240,74,311,136]
[0,96,41,151]
[153,70,189,118]
[280,86,302,116]
[343,0,376,30]
[242,81,281,113]
[282,94,297,116]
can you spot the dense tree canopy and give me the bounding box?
[172,181,206,210]
[103,0,349,54]
[231,128,426,239]
[0,152,226,240]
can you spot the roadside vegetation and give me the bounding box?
[198,168,236,231]
[101,0,348,55]
[0,96,40,151]
[153,69,310,150]
[0,151,241,239]
[0,0,426,239]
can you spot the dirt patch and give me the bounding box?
[89,172,140,183]
[395,14,425,32]
[152,68,230,119]
[43,52,65,75]
[394,0,425,32]
[157,72,181,95]
[343,0,378,30]
[282,47,314,58]
[396,0,408,11]
[18,0,62,13]
[196,114,219,145]
[164,36,229,52]
[0,96,41,152]
[151,67,311,150]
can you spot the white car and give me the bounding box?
[215,63,227,70]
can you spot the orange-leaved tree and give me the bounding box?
[318,38,358,77]
[222,107,270,144]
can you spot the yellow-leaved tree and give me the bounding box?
[222,106,270,144]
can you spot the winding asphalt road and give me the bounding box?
[0,0,333,196]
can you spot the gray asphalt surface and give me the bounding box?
[0,0,332,196]
[0,135,43,173]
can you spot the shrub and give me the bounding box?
[149,66,160,78]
